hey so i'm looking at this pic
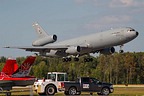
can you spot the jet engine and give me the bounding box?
[100,47,115,55]
[65,46,81,54]
[32,35,57,46]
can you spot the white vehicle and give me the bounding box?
[33,72,68,95]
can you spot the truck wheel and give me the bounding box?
[101,87,110,95]
[45,85,56,95]
[68,87,77,95]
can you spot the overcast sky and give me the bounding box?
[0,0,143,57]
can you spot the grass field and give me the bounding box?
[0,86,144,96]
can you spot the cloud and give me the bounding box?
[74,0,104,6]
[110,0,144,7]
[85,15,131,30]
[74,0,144,8]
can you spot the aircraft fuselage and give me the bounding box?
[45,27,138,57]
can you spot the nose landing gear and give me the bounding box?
[119,45,124,53]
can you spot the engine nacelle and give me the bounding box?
[32,35,57,46]
[100,47,115,55]
[65,46,81,54]
[39,50,57,57]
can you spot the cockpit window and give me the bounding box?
[130,29,135,31]
[128,29,135,32]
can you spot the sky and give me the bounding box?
[0,0,143,57]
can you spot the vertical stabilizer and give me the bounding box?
[32,22,48,38]
[2,59,18,76]
[32,22,57,46]
[12,56,36,77]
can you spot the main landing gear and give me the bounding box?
[84,58,93,62]
[62,57,79,62]
[62,57,93,62]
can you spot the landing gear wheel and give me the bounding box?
[119,45,124,53]
[68,87,77,95]
[84,58,93,62]
[101,87,110,95]
[45,85,56,95]
[119,50,124,53]
[62,58,72,62]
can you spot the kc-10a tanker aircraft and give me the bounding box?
[5,22,139,62]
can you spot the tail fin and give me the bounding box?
[2,58,18,76]
[32,22,48,38]
[12,56,36,77]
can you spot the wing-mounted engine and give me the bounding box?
[100,47,115,55]
[32,35,57,46]
[66,46,81,55]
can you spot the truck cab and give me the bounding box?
[33,72,68,95]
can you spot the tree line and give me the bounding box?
[0,52,144,84]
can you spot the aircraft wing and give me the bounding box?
[4,44,88,52]
[4,46,66,52]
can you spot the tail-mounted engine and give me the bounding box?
[32,35,57,46]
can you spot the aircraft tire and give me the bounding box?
[63,58,72,62]
[84,58,93,62]
[119,50,124,53]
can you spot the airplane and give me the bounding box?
[0,56,36,94]
[4,22,139,62]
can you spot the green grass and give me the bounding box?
[0,87,144,96]
[111,87,144,96]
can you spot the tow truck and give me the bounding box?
[33,72,68,95]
